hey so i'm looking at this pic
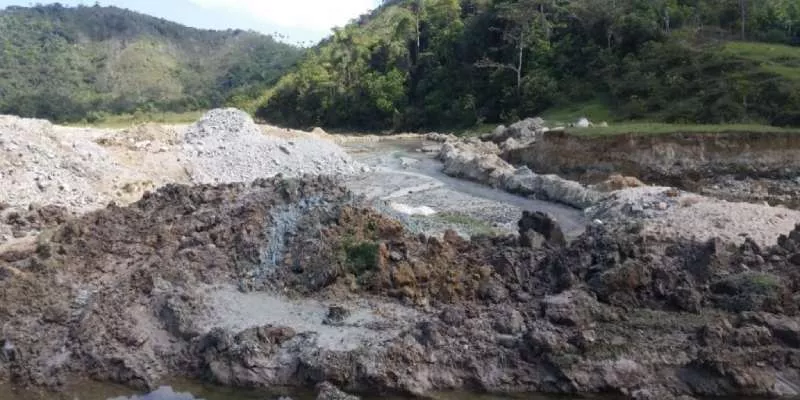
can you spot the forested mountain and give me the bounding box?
[0,4,303,122]
[258,0,800,130]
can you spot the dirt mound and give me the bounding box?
[588,186,800,247]
[0,203,74,245]
[0,115,128,211]
[3,176,800,398]
[0,115,190,216]
[182,109,365,184]
[0,176,354,388]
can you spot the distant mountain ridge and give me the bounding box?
[0,3,303,122]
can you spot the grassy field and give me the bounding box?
[724,41,800,82]
[540,99,615,125]
[565,122,800,137]
[66,110,204,128]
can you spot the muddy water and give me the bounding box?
[1,380,607,400]
[343,138,586,237]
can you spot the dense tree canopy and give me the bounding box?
[0,4,303,122]
[258,0,800,130]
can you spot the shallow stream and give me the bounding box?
[342,138,587,237]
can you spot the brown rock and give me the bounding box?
[518,211,565,247]
[594,174,645,192]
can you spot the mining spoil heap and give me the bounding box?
[2,111,800,400]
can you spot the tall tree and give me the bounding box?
[476,0,543,91]
[740,0,747,39]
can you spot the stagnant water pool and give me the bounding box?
[1,379,613,400]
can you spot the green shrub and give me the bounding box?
[341,240,380,276]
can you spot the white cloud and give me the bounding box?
[188,0,373,34]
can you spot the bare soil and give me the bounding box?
[3,114,800,400]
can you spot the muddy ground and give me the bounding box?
[3,175,800,399]
[3,115,800,400]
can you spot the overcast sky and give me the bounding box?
[0,0,380,45]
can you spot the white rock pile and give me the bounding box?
[182,109,366,184]
[0,115,122,210]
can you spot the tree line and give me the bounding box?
[257,0,800,130]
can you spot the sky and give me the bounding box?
[0,0,381,45]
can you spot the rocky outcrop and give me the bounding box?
[485,117,547,144]
[505,167,605,209]
[437,140,604,209]
[438,141,512,187]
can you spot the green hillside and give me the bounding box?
[0,4,303,122]
[258,0,800,131]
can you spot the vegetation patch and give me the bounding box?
[432,212,502,237]
[0,4,302,123]
[711,272,787,313]
[564,123,800,137]
[724,42,800,83]
[259,0,800,131]
[340,239,380,277]
[66,111,204,128]
[541,99,615,125]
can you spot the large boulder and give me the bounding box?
[518,211,566,247]
[491,117,546,143]
[576,118,592,128]
[439,142,515,188]
[506,167,605,209]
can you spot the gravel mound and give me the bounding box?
[183,109,366,184]
[0,115,122,210]
[588,185,800,246]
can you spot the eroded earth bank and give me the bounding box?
[3,111,800,400]
[498,124,800,208]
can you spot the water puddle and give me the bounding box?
[1,380,307,400]
[0,380,611,400]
